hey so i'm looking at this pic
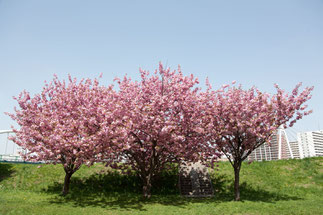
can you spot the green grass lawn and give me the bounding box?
[0,157,322,215]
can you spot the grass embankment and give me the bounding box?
[0,157,322,215]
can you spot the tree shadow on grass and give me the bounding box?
[48,192,192,211]
[44,169,303,211]
[0,163,15,182]
[44,169,190,211]
[211,173,303,202]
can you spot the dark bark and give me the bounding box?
[142,174,152,199]
[142,140,158,199]
[233,161,241,201]
[62,171,73,196]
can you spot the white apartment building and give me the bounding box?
[289,141,301,159]
[297,130,323,158]
[248,126,294,161]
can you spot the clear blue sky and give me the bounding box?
[0,0,322,152]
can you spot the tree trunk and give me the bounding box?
[233,162,241,201]
[62,171,73,196]
[142,175,152,199]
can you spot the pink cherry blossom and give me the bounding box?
[106,62,213,198]
[203,82,313,201]
[7,75,119,195]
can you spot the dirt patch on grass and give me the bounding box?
[298,184,311,188]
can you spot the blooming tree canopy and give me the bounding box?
[7,75,118,195]
[110,63,212,198]
[205,82,313,201]
[7,62,313,200]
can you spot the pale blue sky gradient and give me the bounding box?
[0,0,322,152]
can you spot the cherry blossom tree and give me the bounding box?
[205,82,313,201]
[7,75,118,195]
[109,63,212,198]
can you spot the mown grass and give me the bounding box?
[0,157,322,215]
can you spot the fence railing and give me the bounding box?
[0,154,24,162]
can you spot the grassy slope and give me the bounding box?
[0,157,322,215]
